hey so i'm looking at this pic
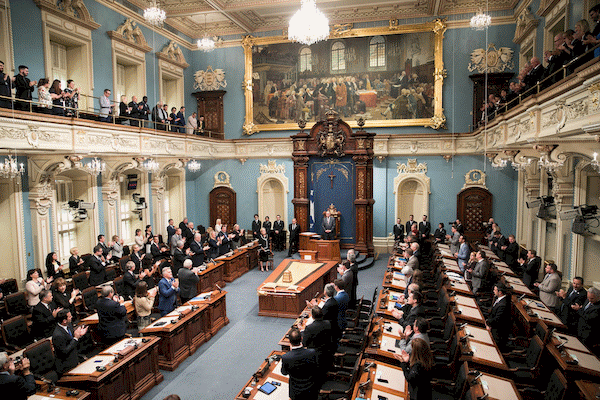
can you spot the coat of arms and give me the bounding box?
[317,110,345,157]
[193,65,227,91]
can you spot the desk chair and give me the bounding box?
[432,360,470,399]
[80,287,99,317]
[113,276,125,298]
[119,256,131,273]
[432,330,460,379]
[0,278,18,296]
[23,338,58,382]
[1,315,33,351]
[319,353,362,399]
[507,319,552,352]
[72,271,90,291]
[502,335,545,382]
[517,369,567,400]
[429,312,457,350]
[105,266,117,282]
[4,291,30,318]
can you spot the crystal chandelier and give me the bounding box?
[187,160,202,172]
[512,158,533,171]
[0,155,24,179]
[537,154,563,173]
[591,152,600,173]
[288,0,330,46]
[198,14,215,52]
[141,158,160,173]
[491,158,508,170]
[470,10,491,30]
[84,158,106,177]
[143,1,167,27]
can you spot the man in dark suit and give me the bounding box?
[0,352,37,399]
[469,251,490,294]
[122,261,145,300]
[333,279,350,332]
[95,286,127,345]
[573,287,600,352]
[31,289,61,339]
[52,309,88,375]
[281,328,319,400]
[395,291,424,330]
[178,217,188,232]
[486,283,512,351]
[97,234,111,258]
[13,65,36,111]
[178,259,199,304]
[455,219,465,234]
[189,233,206,267]
[183,222,195,249]
[288,218,300,256]
[166,219,176,246]
[128,96,139,127]
[130,244,144,273]
[252,214,261,239]
[405,215,415,236]
[158,267,180,316]
[418,215,431,241]
[558,276,587,332]
[0,61,13,109]
[150,235,167,261]
[501,234,520,269]
[320,284,340,340]
[87,245,108,286]
[273,215,285,251]
[521,249,541,288]
[302,306,334,375]
[393,218,404,242]
[321,210,336,240]
[172,240,189,278]
[217,225,232,255]
[338,251,358,309]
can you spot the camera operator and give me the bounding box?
[0,352,37,399]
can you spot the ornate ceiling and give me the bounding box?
[126,0,518,39]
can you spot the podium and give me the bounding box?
[308,238,341,262]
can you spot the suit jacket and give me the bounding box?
[577,300,600,347]
[189,240,205,266]
[302,320,333,364]
[0,371,36,400]
[170,234,182,254]
[559,286,587,327]
[150,242,162,260]
[52,288,76,315]
[449,231,460,255]
[69,255,82,274]
[281,347,319,400]
[321,297,340,337]
[471,259,489,294]
[406,255,419,271]
[405,220,415,234]
[158,277,179,313]
[122,271,140,300]
[399,304,424,329]
[217,231,231,255]
[130,252,143,273]
[166,225,176,245]
[252,219,261,237]
[31,302,56,339]
[486,296,511,341]
[87,255,106,286]
[52,324,80,374]
[418,221,431,237]
[538,272,561,308]
[172,248,189,277]
[334,290,350,331]
[393,224,405,241]
[289,223,300,243]
[262,221,272,235]
[321,216,335,233]
[522,257,541,288]
[273,220,285,234]
[178,268,199,299]
[503,241,519,267]
[95,297,127,340]
[399,361,432,400]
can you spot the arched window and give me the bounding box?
[369,36,385,68]
[331,41,345,71]
[299,47,312,72]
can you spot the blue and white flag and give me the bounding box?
[309,189,315,232]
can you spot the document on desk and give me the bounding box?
[532,309,562,325]
[383,321,403,335]
[69,355,114,374]
[29,396,54,400]
[376,364,405,389]
[271,360,284,377]
[254,379,289,400]
[470,343,503,365]
[463,325,494,344]
[167,305,194,317]
[391,278,405,288]
[380,334,399,353]
[102,338,143,354]
[553,333,588,353]
[371,388,404,400]
[479,374,519,400]
[145,317,173,329]
[566,349,600,371]
[455,296,477,308]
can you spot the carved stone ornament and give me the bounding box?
[513,7,539,45]
[214,171,232,189]
[468,44,515,74]
[397,159,427,174]
[259,160,285,174]
[157,41,189,69]
[317,110,346,158]
[34,0,100,30]
[462,169,487,190]
[108,19,152,53]
[193,65,227,91]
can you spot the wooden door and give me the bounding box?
[457,187,492,244]
[209,187,236,228]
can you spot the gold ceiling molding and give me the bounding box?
[34,0,100,31]
[157,41,190,69]
[108,18,152,53]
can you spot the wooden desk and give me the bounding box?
[547,336,600,379]
[452,295,478,308]
[308,239,341,262]
[467,372,522,400]
[576,380,600,400]
[58,336,163,400]
[299,232,319,250]
[32,383,90,400]
[196,260,226,294]
[376,289,406,320]
[512,295,567,335]
[187,290,229,336]
[446,280,474,296]
[257,260,337,318]
[234,351,289,400]
[458,324,495,345]
[460,336,508,371]
[454,304,486,326]
[351,359,408,400]
[80,300,135,326]
[139,304,208,370]
[215,242,259,282]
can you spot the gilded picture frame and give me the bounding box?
[242,19,447,135]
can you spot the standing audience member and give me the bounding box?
[31,289,61,339]
[468,251,490,295]
[87,245,109,286]
[175,107,186,133]
[273,215,285,251]
[25,269,51,307]
[123,261,145,300]
[396,317,430,354]
[573,286,600,353]
[393,218,405,242]
[302,306,334,378]
[158,267,179,316]
[52,278,78,317]
[0,352,37,399]
[95,286,127,345]
[0,61,13,109]
[288,217,300,256]
[252,214,261,239]
[258,227,271,271]
[14,65,36,111]
[520,249,541,288]
[486,283,512,351]
[99,89,113,122]
[63,79,79,116]
[396,338,433,400]
[322,211,335,240]
[281,328,319,400]
[446,225,460,255]
[456,236,470,273]
[186,111,197,134]
[534,262,561,311]
[45,251,63,279]
[69,247,84,275]
[178,259,200,304]
[133,281,157,331]
[558,276,587,332]
[52,309,87,375]
[333,279,349,332]
[433,223,445,244]
[36,78,51,113]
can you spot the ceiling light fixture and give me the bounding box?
[187,160,202,172]
[288,0,330,46]
[84,158,106,177]
[470,9,491,30]
[143,1,167,27]
[0,154,24,179]
[198,14,215,52]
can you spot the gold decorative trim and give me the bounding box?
[462,169,487,189]
[157,41,189,69]
[242,19,447,134]
[214,171,232,189]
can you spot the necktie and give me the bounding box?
[584,302,591,311]
[67,327,73,338]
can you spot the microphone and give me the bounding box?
[459,322,468,329]
[215,284,223,293]
[358,379,371,390]
[363,362,376,372]
[518,293,526,301]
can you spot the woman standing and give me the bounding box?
[134,228,145,248]
[258,227,271,272]
[396,338,433,400]
[25,269,52,307]
[207,230,220,260]
[45,251,64,279]
[69,247,84,275]
[37,78,52,113]
[134,281,157,331]
[52,277,79,316]
[49,79,66,115]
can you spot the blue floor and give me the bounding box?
[142,251,388,400]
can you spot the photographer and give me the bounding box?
[0,352,37,399]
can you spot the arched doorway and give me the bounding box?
[258,178,286,223]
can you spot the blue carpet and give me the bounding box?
[142,251,388,400]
